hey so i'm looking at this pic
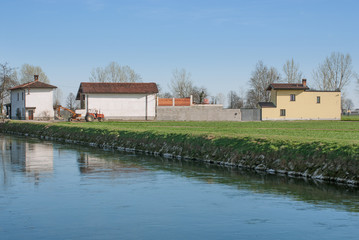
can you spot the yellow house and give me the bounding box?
[259,79,341,120]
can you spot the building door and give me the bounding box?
[28,110,34,120]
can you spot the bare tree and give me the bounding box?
[122,65,141,83]
[66,92,78,110]
[283,58,302,83]
[90,67,107,82]
[18,64,50,83]
[169,68,194,98]
[245,89,258,108]
[156,84,173,98]
[0,63,18,114]
[342,98,353,112]
[158,92,173,98]
[228,91,243,109]
[89,62,141,82]
[312,52,355,91]
[191,86,209,104]
[53,88,62,108]
[246,61,281,106]
[212,93,226,105]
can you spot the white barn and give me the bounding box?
[75,82,159,120]
[9,75,57,120]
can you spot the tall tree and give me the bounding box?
[169,68,194,98]
[66,92,78,110]
[0,63,18,114]
[228,91,243,109]
[283,58,302,83]
[18,64,50,83]
[312,52,355,91]
[245,89,257,108]
[246,61,281,107]
[90,67,107,82]
[89,62,141,82]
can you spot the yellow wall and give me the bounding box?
[270,90,277,105]
[261,90,341,120]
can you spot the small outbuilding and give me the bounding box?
[75,82,159,120]
[9,75,57,120]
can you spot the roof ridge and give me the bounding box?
[9,80,57,90]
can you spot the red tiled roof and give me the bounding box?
[9,81,57,90]
[267,83,309,91]
[76,82,158,99]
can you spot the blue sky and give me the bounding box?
[1,0,358,107]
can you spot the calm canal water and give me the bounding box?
[1,135,359,240]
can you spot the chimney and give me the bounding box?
[34,75,39,81]
[302,79,307,87]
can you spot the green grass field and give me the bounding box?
[52,120,359,145]
[342,115,359,121]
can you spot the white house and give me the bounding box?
[9,75,57,120]
[75,82,159,120]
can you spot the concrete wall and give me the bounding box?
[262,90,341,120]
[86,93,157,120]
[157,105,241,121]
[241,108,261,121]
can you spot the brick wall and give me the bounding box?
[158,97,191,106]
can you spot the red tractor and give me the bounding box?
[55,105,105,122]
[85,112,105,122]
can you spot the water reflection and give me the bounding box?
[166,160,359,212]
[0,135,53,186]
[1,134,359,213]
[72,144,359,213]
[77,152,146,176]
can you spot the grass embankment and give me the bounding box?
[1,120,359,183]
[342,115,359,121]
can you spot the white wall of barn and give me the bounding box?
[86,93,157,120]
[25,89,55,119]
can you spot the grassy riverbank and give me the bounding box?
[1,120,359,183]
[53,120,359,144]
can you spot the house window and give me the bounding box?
[280,109,286,116]
[17,93,19,101]
[317,96,320,103]
[22,92,24,100]
[290,94,296,101]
